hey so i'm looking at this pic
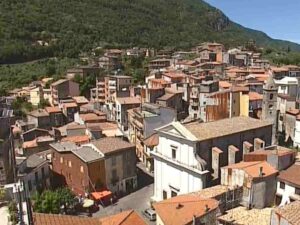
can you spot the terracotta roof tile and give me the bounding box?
[62,135,90,144]
[278,164,300,187]
[33,213,100,225]
[28,109,49,117]
[219,81,232,89]
[99,210,146,225]
[184,117,272,141]
[45,106,62,113]
[87,122,117,131]
[218,206,272,225]
[157,93,176,101]
[274,201,300,224]
[153,195,219,225]
[224,161,278,179]
[92,137,134,155]
[116,97,141,105]
[143,133,159,147]
[287,109,300,117]
[22,139,38,149]
[80,113,106,122]
[72,96,89,104]
[243,161,278,178]
[249,92,263,101]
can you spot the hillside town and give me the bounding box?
[1,42,300,225]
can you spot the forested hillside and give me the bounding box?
[0,0,299,64]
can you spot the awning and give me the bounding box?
[82,199,94,208]
[91,190,112,201]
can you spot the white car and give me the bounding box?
[143,208,156,221]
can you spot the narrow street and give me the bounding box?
[93,164,155,224]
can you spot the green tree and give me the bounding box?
[38,99,50,109]
[0,187,6,201]
[33,188,75,214]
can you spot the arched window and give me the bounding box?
[270,93,274,100]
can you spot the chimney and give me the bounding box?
[205,204,210,212]
[259,166,263,177]
[192,215,196,225]
[176,203,183,209]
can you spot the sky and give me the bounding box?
[204,0,300,44]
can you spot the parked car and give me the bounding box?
[143,208,156,221]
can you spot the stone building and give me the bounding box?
[51,137,137,196]
[50,79,80,106]
[127,103,176,170]
[276,164,300,206]
[0,108,15,184]
[261,71,278,144]
[221,161,278,209]
[151,116,272,201]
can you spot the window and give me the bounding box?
[171,190,177,197]
[280,182,285,190]
[68,161,72,168]
[80,166,84,173]
[172,148,176,159]
[111,156,116,166]
[60,157,63,164]
[163,190,167,200]
[270,93,274,100]
[296,188,300,195]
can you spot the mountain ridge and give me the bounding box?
[0,0,299,64]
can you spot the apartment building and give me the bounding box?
[51,137,136,196]
[127,103,176,170]
[50,79,79,106]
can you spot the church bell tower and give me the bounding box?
[261,70,278,145]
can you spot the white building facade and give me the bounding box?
[151,122,209,202]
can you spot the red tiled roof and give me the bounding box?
[22,139,38,149]
[116,97,141,105]
[149,78,171,85]
[278,164,300,187]
[143,133,159,147]
[99,210,146,225]
[219,81,232,89]
[33,213,99,225]
[153,195,219,225]
[224,161,278,179]
[80,113,106,122]
[286,108,300,116]
[61,135,90,144]
[45,106,61,113]
[249,92,263,101]
[92,137,134,155]
[163,72,186,79]
[274,201,300,224]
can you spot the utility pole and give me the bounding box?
[16,182,25,225]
